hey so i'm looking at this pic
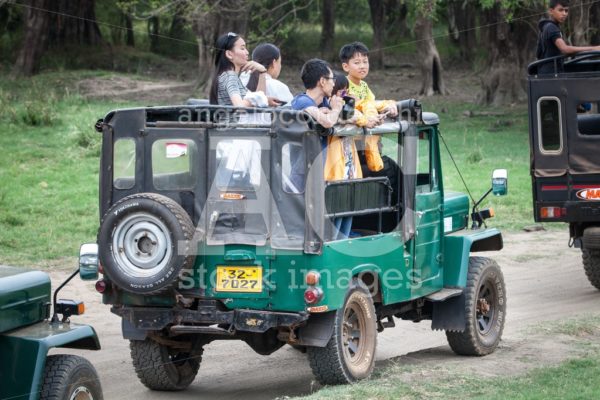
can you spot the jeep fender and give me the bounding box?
[442,228,503,287]
[0,323,100,400]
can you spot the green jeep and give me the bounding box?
[0,249,103,400]
[87,99,508,387]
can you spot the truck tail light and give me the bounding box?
[304,287,323,304]
[540,207,566,219]
[95,279,108,293]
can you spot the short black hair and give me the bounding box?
[300,58,332,90]
[339,42,369,63]
[332,71,348,94]
[549,0,569,8]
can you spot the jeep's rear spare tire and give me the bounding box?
[98,193,195,294]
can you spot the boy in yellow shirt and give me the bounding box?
[340,42,398,172]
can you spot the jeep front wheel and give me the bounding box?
[130,338,202,391]
[446,256,506,356]
[98,193,196,294]
[307,279,377,385]
[40,355,103,400]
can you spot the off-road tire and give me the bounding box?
[582,249,600,290]
[307,279,377,385]
[130,338,201,391]
[583,227,600,250]
[40,355,103,400]
[446,256,506,356]
[98,193,195,295]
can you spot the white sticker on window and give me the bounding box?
[166,142,188,158]
[444,217,453,233]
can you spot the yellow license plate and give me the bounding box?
[216,266,263,293]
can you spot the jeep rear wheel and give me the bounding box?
[446,256,506,356]
[130,338,201,391]
[307,279,377,385]
[98,193,195,294]
[40,355,103,400]
[582,249,600,290]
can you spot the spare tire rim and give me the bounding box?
[70,386,94,400]
[112,212,173,277]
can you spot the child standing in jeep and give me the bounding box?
[537,0,600,74]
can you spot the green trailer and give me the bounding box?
[87,99,508,387]
[0,253,103,400]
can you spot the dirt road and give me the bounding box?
[47,230,600,400]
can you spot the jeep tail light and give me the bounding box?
[55,299,85,317]
[304,287,323,304]
[306,271,321,286]
[540,207,565,219]
[95,279,107,293]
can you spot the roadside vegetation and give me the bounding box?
[299,315,600,400]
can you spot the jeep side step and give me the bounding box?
[425,288,463,302]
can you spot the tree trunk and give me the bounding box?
[385,0,408,39]
[50,0,102,46]
[125,14,134,47]
[590,2,600,45]
[320,0,335,61]
[447,0,477,63]
[479,4,541,105]
[368,0,385,69]
[12,0,51,76]
[414,8,447,96]
[148,16,160,52]
[566,0,590,45]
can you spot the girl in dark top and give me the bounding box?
[209,32,268,106]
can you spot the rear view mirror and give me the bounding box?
[79,243,99,281]
[492,169,508,196]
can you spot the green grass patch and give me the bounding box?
[0,71,135,265]
[301,354,600,400]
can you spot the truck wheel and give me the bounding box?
[98,193,195,294]
[446,256,506,356]
[306,279,377,385]
[130,338,201,391]
[40,355,103,400]
[582,249,600,290]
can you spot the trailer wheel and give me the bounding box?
[307,279,377,385]
[98,193,196,295]
[130,338,201,391]
[582,249,600,290]
[40,355,103,400]
[446,256,506,356]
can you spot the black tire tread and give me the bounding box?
[40,354,103,400]
[130,338,201,391]
[98,192,196,295]
[583,227,600,250]
[582,249,600,290]
[446,256,505,356]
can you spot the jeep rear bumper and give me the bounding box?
[112,301,309,335]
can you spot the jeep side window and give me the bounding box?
[537,97,563,153]
[282,143,305,194]
[417,131,431,190]
[113,139,135,189]
[215,139,262,191]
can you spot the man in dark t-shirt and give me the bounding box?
[537,0,600,74]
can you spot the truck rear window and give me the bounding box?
[537,97,563,153]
